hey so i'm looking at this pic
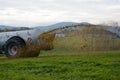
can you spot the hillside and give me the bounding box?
[0,25,15,30]
[0,22,89,31]
[0,25,31,32]
[0,22,120,37]
[35,22,90,31]
[49,24,119,38]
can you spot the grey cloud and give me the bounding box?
[0,0,120,26]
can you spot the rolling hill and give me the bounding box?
[48,24,120,38]
[0,25,31,31]
[0,25,15,30]
[35,22,90,31]
[0,22,120,38]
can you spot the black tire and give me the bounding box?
[4,37,25,58]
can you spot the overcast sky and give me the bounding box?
[0,0,120,27]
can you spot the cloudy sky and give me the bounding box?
[0,0,120,27]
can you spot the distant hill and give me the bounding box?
[0,22,120,38]
[0,25,15,30]
[0,22,90,31]
[0,25,31,31]
[48,24,120,38]
[35,22,90,31]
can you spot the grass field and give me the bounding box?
[0,36,120,80]
[0,49,120,80]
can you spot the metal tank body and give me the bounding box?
[0,29,43,47]
[0,29,55,58]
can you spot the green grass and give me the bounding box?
[0,50,120,80]
[0,37,120,80]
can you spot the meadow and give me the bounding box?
[0,50,120,80]
[0,37,120,80]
